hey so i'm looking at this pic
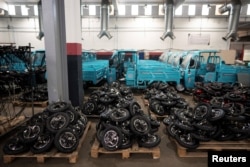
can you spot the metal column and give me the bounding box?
[41,0,69,103]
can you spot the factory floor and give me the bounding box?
[0,89,207,167]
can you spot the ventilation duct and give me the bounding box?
[36,0,44,40]
[219,0,242,41]
[160,0,175,40]
[98,0,112,39]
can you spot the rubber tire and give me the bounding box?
[138,134,161,148]
[47,101,70,113]
[101,125,123,151]
[3,138,29,155]
[30,133,54,154]
[130,115,151,136]
[54,128,79,153]
[46,112,70,133]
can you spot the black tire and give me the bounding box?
[225,93,243,102]
[163,115,175,126]
[138,134,161,148]
[101,125,123,151]
[151,102,165,116]
[99,94,114,104]
[174,120,194,131]
[69,123,85,138]
[208,107,225,121]
[65,108,79,124]
[193,103,211,121]
[46,112,70,133]
[120,135,133,149]
[193,120,216,131]
[175,133,199,149]
[110,108,130,123]
[3,137,29,155]
[130,115,151,136]
[82,100,97,115]
[129,101,141,116]
[167,124,180,137]
[20,124,44,143]
[190,131,212,142]
[30,133,54,154]
[54,128,79,153]
[29,111,49,125]
[47,101,70,113]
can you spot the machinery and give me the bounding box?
[112,50,181,88]
[178,50,250,91]
[82,51,109,85]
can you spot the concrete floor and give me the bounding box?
[0,90,207,167]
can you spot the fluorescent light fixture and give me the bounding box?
[8,5,15,15]
[21,5,29,15]
[89,5,96,15]
[34,5,38,16]
[202,4,209,15]
[188,5,196,15]
[144,4,152,15]
[247,4,250,15]
[131,5,138,15]
[118,4,125,15]
[175,5,182,15]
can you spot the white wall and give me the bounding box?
[0,18,44,50]
[0,16,243,51]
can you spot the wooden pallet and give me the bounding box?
[170,137,250,158]
[90,138,160,159]
[3,121,92,164]
[13,100,48,108]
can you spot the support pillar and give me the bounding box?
[64,0,83,107]
[42,0,69,103]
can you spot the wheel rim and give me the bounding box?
[50,114,67,130]
[84,102,95,113]
[50,102,67,111]
[195,105,208,118]
[103,130,119,148]
[33,135,52,149]
[23,125,41,139]
[133,119,149,133]
[59,132,77,149]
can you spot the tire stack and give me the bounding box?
[82,82,134,116]
[144,82,189,116]
[96,101,161,151]
[163,102,250,149]
[3,101,88,155]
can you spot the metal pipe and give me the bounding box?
[36,0,44,40]
[160,0,175,40]
[219,0,242,41]
[98,0,112,39]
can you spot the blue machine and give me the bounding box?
[113,50,182,88]
[82,51,109,85]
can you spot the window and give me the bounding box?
[247,4,250,15]
[21,5,29,16]
[202,4,209,15]
[188,5,196,15]
[8,5,16,15]
[144,4,152,15]
[34,5,38,16]
[89,5,96,15]
[118,5,125,15]
[131,5,138,15]
[175,5,182,16]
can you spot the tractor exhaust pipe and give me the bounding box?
[98,0,112,39]
[219,0,241,41]
[160,0,175,40]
